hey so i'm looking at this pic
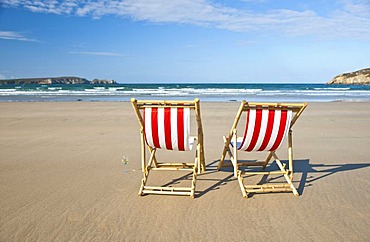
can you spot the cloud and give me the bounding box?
[1,0,78,14]
[2,0,370,40]
[68,51,125,57]
[0,31,38,42]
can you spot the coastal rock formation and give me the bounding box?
[327,68,370,85]
[0,76,90,85]
[91,79,117,84]
[0,76,117,85]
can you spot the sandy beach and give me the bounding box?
[1,101,369,241]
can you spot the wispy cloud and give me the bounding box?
[2,0,370,40]
[68,51,125,57]
[1,0,78,14]
[0,31,38,42]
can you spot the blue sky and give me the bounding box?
[0,0,369,83]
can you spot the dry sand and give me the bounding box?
[1,101,370,241]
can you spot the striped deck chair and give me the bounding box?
[131,98,205,198]
[218,101,307,198]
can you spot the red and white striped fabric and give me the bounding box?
[237,108,292,152]
[143,107,192,151]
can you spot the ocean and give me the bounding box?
[1,83,370,102]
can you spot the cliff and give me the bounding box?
[0,76,117,85]
[327,68,370,85]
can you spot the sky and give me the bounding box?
[0,0,369,83]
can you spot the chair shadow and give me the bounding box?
[157,160,234,198]
[195,160,235,198]
[293,160,370,195]
[216,159,370,196]
[149,159,370,197]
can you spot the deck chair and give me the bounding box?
[131,98,205,198]
[218,101,307,198]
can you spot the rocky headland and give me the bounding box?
[327,68,370,85]
[0,76,117,85]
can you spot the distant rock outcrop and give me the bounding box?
[91,79,117,84]
[327,68,370,85]
[0,76,117,85]
[0,76,90,85]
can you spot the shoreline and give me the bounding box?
[1,101,370,241]
[2,83,370,103]
[1,99,370,103]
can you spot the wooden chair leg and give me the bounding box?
[139,168,149,196]
[147,149,156,167]
[196,142,205,174]
[232,132,238,177]
[190,167,197,198]
[288,130,294,179]
[218,138,229,170]
[272,153,299,196]
[262,152,274,170]
[139,149,155,196]
[237,171,248,198]
[200,142,206,173]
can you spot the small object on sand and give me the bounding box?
[122,155,129,165]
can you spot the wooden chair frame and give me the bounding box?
[131,98,205,198]
[218,101,307,198]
